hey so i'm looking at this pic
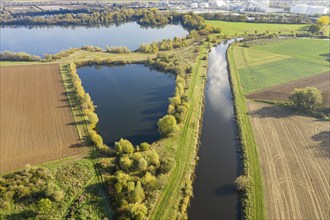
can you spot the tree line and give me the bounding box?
[0,8,217,34]
[0,51,41,61]
[202,12,311,24]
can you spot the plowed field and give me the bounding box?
[246,72,330,106]
[248,101,330,220]
[0,64,86,173]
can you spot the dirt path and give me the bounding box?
[0,64,87,173]
[248,101,330,220]
[246,72,330,106]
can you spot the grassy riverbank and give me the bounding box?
[149,42,209,219]
[227,44,265,220]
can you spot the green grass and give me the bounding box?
[59,64,89,140]
[150,42,208,219]
[228,45,265,220]
[0,159,108,219]
[207,20,310,36]
[234,38,329,94]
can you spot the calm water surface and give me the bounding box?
[77,64,175,146]
[188,40,239,219]
[0,23,188,56]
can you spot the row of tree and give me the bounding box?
[68,63,110,154]
[0,50,40,61]
[202,12,311,24]
[0,8,217,34]
[137,37,188,53]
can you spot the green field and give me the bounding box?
[233,38,329,94]
[207,20,310,36]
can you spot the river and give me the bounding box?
[188,39,239,219]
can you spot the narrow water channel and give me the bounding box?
[188,39,239,219]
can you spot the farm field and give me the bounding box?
[248,101,330,220]
[206,20,310,36]
[0,64,87,173]
[233,38,330,94]
[247,72,330,106]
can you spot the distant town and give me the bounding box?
[1,0,329,16]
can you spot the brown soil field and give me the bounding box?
[246,72,330,106]
[248,101,330,220]
[0,64,87,173]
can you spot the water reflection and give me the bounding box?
[207,44,233,120]
[0,23,188,56]
[188,39,239,220]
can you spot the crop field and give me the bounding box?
[248,101,330,220]
[206,20,310,36]
[247,72,330,106]
[0,64,87,173]
[233,38,330,94]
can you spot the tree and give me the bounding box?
[129,202,148,220]
[139,142,150,151]
[309,24,321,34]
[138,158,148,172]
[115,139,134,155]
[289,87,323,111]
[38,198,52,213]
[317,16,330,26]
[235,175,249,192]
[157,115,178,137]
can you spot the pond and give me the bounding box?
[0,23,188,56]
[77,64,175,146]
[188,39,239,219]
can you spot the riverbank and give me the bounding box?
[227,43,265,220]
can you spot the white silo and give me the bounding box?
[191,3,198,9]
[306,6,329,15]
[290,4,309,14]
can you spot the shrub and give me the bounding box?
[157,115,178,137]
[289,87,323,111]
[235,175,249,192]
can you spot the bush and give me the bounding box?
[0,51,40,61]
[235,175,249,192]
[157,115,179,137]
[106,46,130,54]
[289,87,323,111]
[115,139,135,155]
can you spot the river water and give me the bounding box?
[188,39,239,219]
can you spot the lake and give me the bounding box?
[77,64,175,146]
[0,23,188,56]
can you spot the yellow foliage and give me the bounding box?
[317,16,330,26]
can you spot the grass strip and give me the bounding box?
[227,44,265,220]
[150,44,208,219]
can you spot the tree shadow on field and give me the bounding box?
[6,210,37,220]
[66,121,86,126]
[319,53,330,58]
[214,183,236,197]
[249,105,294,119]
[311,131,330,158]
[69,141,87,148]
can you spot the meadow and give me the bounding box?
[206,20,310,36]
[232,38,329,94]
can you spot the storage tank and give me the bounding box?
[191,3,198,9]
[200,3,209,8]
[306,6,329,15]
[290,4,308,14]
[215,0,226,7]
